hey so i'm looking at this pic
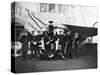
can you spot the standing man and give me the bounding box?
[48,33,57,59]
[66,31,73,58]
[42,31,50,59]
[63,31,69,58]
[72,33,79,58]
[48,20,55,36]
[58,31,67,59]
[35,31,43,57]
[20,29,30,60]
[30,31,37,58]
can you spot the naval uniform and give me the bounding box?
[20,34,29,60]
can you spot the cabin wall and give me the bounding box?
[18,2,97,27]
[13,2,98,43]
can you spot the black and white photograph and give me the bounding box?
[11,1,98,73]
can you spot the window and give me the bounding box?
[40,3,47,12]
[40,3,60,13]
[67,5,75,17]
[49,4,56,12]
[58,4,61,13]
[17,7,21,16]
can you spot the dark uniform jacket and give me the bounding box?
[30,35,37,50]
[73,38,79,47]
[35,34,42,45]
[58,34,67,45]
[20,35,29,51]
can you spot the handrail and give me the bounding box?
[26,9,43,32]
[31,12,47,27]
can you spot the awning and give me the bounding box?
[63,24,97,37]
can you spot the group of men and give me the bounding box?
[20,21,80,60]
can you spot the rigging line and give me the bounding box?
[82,22,98,38]
[24,12,38,32]
[89,22,98,36]
[92,22,98,28]
[81,22,98,43]
[89,22,98,43]
[26,9,43,32]
[31,12,47,27]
